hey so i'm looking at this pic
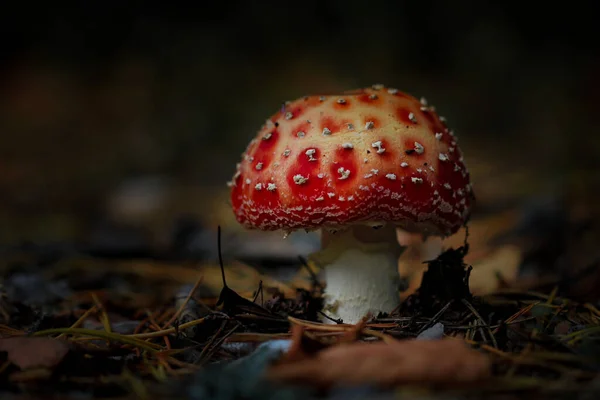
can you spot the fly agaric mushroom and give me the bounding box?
[228,85,473,323]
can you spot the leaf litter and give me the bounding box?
[0,218,600,399]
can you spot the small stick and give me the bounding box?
[162,275,204,329]
[416,300,453,335]
[462,299,498,348]
[33,328,161,352]
[218,226,228,289]
[146,310,171,350]
[129,317,212,339]
[56,305,98,339]
[197,320,228,362]
[91,292,111,334]
[200,323,241,364]
[145,310,163,331]
[252,280,263,303]
[289,316,352,331]
[318,310,343,324]
[492,302,538,335]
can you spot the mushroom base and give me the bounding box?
[310,224,404,324]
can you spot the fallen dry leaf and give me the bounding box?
[468,245,521,295]
[267,337,491,389]
[398,210,522,300]
[0,337,70,369]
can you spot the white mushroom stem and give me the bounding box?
[309,224,404,324]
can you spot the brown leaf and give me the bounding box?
[399,210,522,300]
[267,338,491,389]
[0,337,70,369]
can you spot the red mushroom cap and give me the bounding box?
[229,85,474,237]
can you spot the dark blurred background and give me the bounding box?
[0,1,598,247]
